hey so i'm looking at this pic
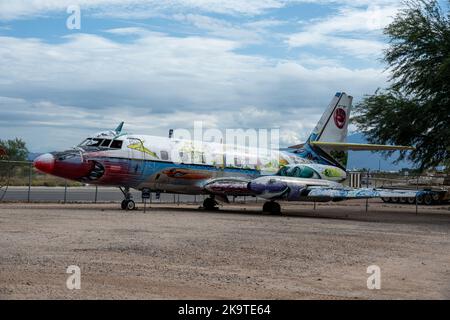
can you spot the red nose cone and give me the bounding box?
[34,153,55,174]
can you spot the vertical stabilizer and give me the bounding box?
[298,92,353,169]
[308,92,352,144]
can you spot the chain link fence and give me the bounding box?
[1,160,448,209]
[0,160,256,205]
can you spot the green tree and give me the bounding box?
[353,0,450,170]
[0,138,29,161]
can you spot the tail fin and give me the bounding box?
[309,92,352,144]
[290,92,353,169]
[290,92,414,170]
[309,92,352,169]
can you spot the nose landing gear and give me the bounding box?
[120,187,136,211]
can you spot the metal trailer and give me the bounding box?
[381,176,450,205]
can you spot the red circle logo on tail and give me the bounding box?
[334,108,346,129]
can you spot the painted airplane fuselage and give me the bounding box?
[34,133,347,194]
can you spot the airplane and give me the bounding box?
[33,92,424,214]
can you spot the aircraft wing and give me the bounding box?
[305,187,421,199]
[204,176,426,202]
[309,141,415,151]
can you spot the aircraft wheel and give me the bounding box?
[203,197,218,210]
[121,199,136,211]
[263,201,281,215]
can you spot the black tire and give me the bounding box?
[407,197,416,205]
[121,200,128,210]
[432,193,440,204]
[203,197,218,210]
[391,197,400,203]
[423,194,433,206]
[416,194,424,205]
[381,197,390,203]
[126,200,136,210]
[263,201,281,215]
[400,197,407,203]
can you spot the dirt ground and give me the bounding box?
[0,201,449,300]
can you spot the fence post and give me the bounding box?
[416,176,419,215]
[27,162,32,203]
[64,179,67,203]
[94,185,98,203]
[365,170,370,213]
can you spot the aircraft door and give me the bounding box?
[126,138,145,176]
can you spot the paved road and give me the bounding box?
[2,186,448,216]
[0,186,253,204]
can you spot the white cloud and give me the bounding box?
[286,3,400,59]
[0,0,288,20]
[0,31,387,151]
[0,0,399,151]
[0,0,404,21]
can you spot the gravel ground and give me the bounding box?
[0,201,449,299]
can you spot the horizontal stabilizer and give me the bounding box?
[309,141,415,151]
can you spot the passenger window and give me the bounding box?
[101,139,112,147]
[110,140,123,149]
[234,156,242,167]
[201,153,206,164]
[179,152,190,163]
[160,151,169,160]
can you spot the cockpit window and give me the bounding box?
[80,138,103,147]
[79,138,123,149]
[110,140,123,149]
[101,139,112,147]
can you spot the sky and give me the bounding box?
[0,0,415,152]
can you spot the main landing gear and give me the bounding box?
[120,187,136,211]
[263,201,281,215]
[203,196,219,211]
